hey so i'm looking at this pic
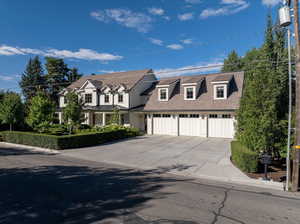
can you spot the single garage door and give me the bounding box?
[179,114,207,137]
[208,114,235,138]
[153,114,177,136]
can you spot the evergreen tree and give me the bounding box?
[0,92,23,131]
[67,68,82,83]
[19,56,44,102]
[221,50,244,72]
[45,57,69,104]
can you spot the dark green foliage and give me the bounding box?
[0,92,24,131]
[233,14,289,157]
[1,126,140,149]
[19,56,45,102]
[45,57,69,104]
[67,68,82,83]
[231,141,259,173]
[221,50,244,72]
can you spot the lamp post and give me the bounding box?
[279,2,292,191]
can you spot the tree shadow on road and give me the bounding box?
[0,163,188,224]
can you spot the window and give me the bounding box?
[209,114,218,118]
[190,114,200,118]
[85,94,92,103]
[159,88,168,101]
[104,94,109,103]
[118,94,123,103]
[222,114,232,119]
[64,96,67,104]
[184,87,195,100]
[162,114,171,118]
[153,114,162,117]
[179,114,188,118]
[214,85,227,100]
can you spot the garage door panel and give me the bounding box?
[179,117,207,137]
[153,115,177,136]
[208,118,234,138]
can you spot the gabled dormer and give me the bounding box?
[156,78,179,101]
[181,77,204,101]
[211,75,233,100]
[78,79,102,106]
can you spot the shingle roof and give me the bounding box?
[157,78,180,86]
[182,76,205,84]
[68,69,153,90]
[211,74,233,82]
[142,71,244,111]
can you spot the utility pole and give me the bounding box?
[292,0,300,192]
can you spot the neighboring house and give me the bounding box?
[58,69,244,139]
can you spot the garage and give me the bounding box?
[208,114,235,138]
[152,114,177,136]
[179,114,207,137]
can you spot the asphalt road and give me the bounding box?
[1,143,300,224]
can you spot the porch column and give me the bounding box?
[102,112,106,126]
[206,115,209,138]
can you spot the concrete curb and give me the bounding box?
[1,142,60,155]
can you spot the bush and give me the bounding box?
[231,141,259,173]
[1,126,140,150]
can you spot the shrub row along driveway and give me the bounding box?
[62,135,250,183]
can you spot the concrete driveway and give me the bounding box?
[62,135,251,183]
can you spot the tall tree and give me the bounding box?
[19,56,44,102]
[45,57,69,104]
[66,68,82,83]
[0,92,23,131]
[63,92,85,134]
[26,92,55,132]
[221,50,244,72]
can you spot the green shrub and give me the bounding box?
[1,126,140,150]
[231,141,259,173]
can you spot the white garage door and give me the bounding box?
[179,114,207,137]
[153,114,177,136]
[208,114,235,138]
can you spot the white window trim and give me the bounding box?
[214,84,227,100]
[158,88,169,101]
[184,86,196,100]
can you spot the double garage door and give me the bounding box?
[149,114,235,138]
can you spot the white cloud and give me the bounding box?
[0,75,15,81]
[90,9,152,33]
[181,39,193,44]
[149,38,164,46]
[166,44,184,50]
[200,0,249,19]
[262,0,281,6]
[0,45,123,62]
[98,70,125,74]
[178,13,194,21]
[154,59,224,78]
[148,7,164,16]
[185,0,202,4]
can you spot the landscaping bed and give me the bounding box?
[0,125,140,150]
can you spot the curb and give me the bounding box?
[1,142,60,154]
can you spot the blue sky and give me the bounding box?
[0,0,282,91]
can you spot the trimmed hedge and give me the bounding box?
[231,141,259,173]
[1,128,140,150]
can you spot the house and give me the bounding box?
[58,69,244,139]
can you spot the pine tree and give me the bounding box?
[221,50,244,72]
[45,57,69,104]
[67,68,82,83]
[19,56,44,102]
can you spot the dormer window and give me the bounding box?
[118,94,123,103]
[104,94,110,103]
[85,94,92,103]
[184,86,196,100]
[159,88,168,101]
[214,84,227,100]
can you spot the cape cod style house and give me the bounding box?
[58,69,244,139]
